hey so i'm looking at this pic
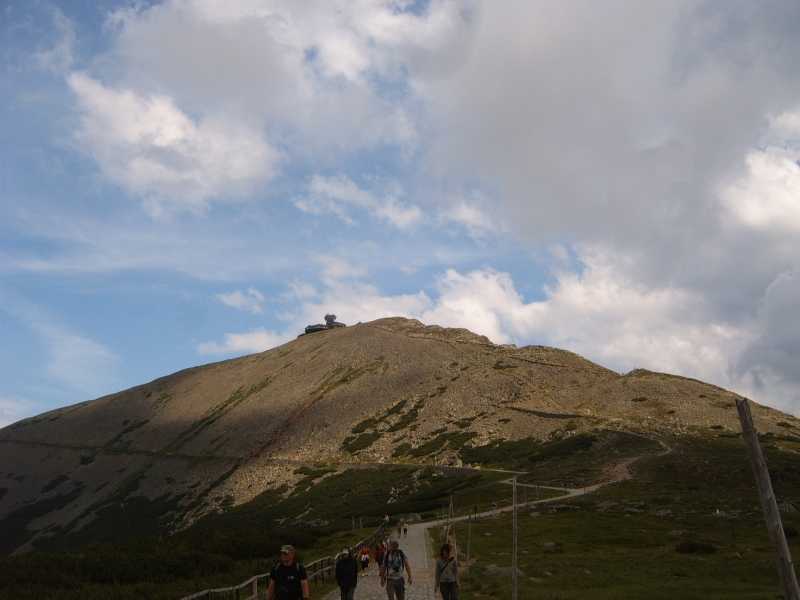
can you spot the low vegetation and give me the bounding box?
[0,465,507,599]
[463,430,662,487]
[433,436,800,599]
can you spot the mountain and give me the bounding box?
[0,317,795,555]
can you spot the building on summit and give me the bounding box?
[300,314,346,336]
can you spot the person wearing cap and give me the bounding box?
[335,548,359,600]
[267,545,310,600]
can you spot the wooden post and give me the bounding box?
[466,512,472,563]
[736,398,800,600]
[512,476,518,600]
[252,577,257,599]
[448,494,454,528]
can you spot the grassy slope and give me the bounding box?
[5,428,795,598]
[0,465,510,599]
[437,434,800,599]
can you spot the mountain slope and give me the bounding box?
[0,317,795,553]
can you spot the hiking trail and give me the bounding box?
[323,437,670,599]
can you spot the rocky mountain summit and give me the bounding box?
[0,317,795,554]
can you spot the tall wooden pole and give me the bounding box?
[466,512,472,563]
[736,398,800,600]
[512,476,518,600]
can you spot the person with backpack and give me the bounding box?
[335,548,359,600]
[435,543,459,600]
[380,539,413,600]
[267,545,310,600]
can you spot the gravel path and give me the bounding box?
[323,525,437,600]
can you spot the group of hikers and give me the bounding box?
[266,534,459,600]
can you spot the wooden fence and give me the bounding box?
[180,524,387,600]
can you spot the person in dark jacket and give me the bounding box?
[335,548,359,600]
[267,545,309,600]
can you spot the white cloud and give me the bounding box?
[0,396,32,429]
[33,323,120,395]
[286,280,318,301]
[66,0,458,212]
[723,147,800,232]
[314,255,368,285]
[0,208,302,281]
[197,328,290,355]
[296,175,422,229]
[34,7,75,73]
[0,293,120,397]
[440,201,497,239]
[217,288,265,314]
[68,73,279,216]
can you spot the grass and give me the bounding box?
[435,435,800,599]
[462,430,662,487]
[8,428,794,599]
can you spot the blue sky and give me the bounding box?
[2,0,800,425]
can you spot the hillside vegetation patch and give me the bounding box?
[341,432,381,454]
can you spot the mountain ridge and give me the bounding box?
[1,316,796,554]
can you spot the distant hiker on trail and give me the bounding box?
[380,539,413,600]
[435,543,459,600]
[335,548,359,600]
[267,545,310,600]
[403,525,408,537]
[359,546,370,574]
[375,541,386,568]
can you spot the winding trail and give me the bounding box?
[323,437,672,600]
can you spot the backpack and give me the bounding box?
[383,549,406,577]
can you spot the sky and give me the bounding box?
[1,0,800,426]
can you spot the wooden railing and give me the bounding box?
[179,523,387,599]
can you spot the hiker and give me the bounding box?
[375,541,386,568]
[267,545,310,600]
[335,548,359,600]
[435,543,459,600]
[403,525,408,537]
[380,539,413,600]
[359,546,370,574]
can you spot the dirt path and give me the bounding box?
[323,525,437,600]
